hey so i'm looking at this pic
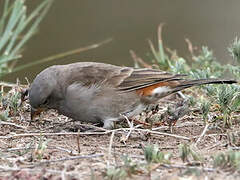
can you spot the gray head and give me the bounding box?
[29,68,58,119]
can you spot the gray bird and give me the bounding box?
[29,62,236,129]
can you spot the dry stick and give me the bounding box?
[32,154,104,166]
[12,38,113,73]
[192,133,227,139]
[0,131,108,139]
[0,166,79,176]
[0,128,191,141]
[195,123,209,146]
[134,128,190,141]
[161,164,215,172]
[3,146,79,155]
[61,167,66,180]
[205,142,228,150]
[55,146,77,154]
[122,114,135,143]
[107,131,115,168]
[129,50,152,68]
[152,121,204,131]
[0,120,27,129]
[77,130,81,153]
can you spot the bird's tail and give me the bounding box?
[172,79,237,92]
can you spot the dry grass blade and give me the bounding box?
[11,38,112,73]
[0,120,26,129]
[33,153,104,166]
[107,131,115,168]
[185,38,197,57]
[161,164,215,172]
[195,123,209,146]
[77,130,81,153]
[157,23,165,44]
[0,131,108,139]
[129,50,152,68]
[0,127,191,141]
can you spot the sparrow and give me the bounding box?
[29,62,236,129]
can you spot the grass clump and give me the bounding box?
[179,143,203,163]
[213,151,240,172]
[0,0,53,76]
[103,156,140,180]
[228,37,240,64]
[104,167,128,180]
[200,99,211,123]
[33,134,50,160]
[103,145,172,180]
[0,86,22,119]
[214,85,240,127]
[144,144,172,164]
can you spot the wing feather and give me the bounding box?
[116,68,186,92]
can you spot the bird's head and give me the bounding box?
[29,68,57,120]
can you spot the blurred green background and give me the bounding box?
[3,0,240,82]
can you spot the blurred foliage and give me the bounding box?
[179,143,203,163]
[103,155,140,180]
[228,37,240,64]
[0,0,53,77]
[200,99,211,123]
[33,134,50,160]
[144,144,172,164]
[214,85,240,127]
[0,86,22,120]
[213,151,240,172]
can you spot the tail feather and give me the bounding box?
[172,79,237,92]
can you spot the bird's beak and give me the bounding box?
[31,107,45,120]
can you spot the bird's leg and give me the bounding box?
[103,118,118,129]
[145,104,160,114]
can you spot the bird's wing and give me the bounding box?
[61,62,236,94]
[61,62,185,92]
[115,68,186,92]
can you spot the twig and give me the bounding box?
[121,114,135,143]
[205,142,227,150]
[77,130,81,153]
[177,91,186,99]
[185,38,196,57]
[133,119,151,126]
[133,128,190,141]
[152,121,203,131]
[54,146,77,154]
[0,166,78,176]
[129,50,152,68]
[107,131,115,168]
[2,146,79,155]
[192,133,227,139]
[0,127,191,141]
[0,131,108,139]
[195,123,209,146]
[12,38,113,73]
[32,153,104,166]
[0,120,27,129]
[161,164,215,172]
[61,167,66,180]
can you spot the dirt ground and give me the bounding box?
[0,88,240,180]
